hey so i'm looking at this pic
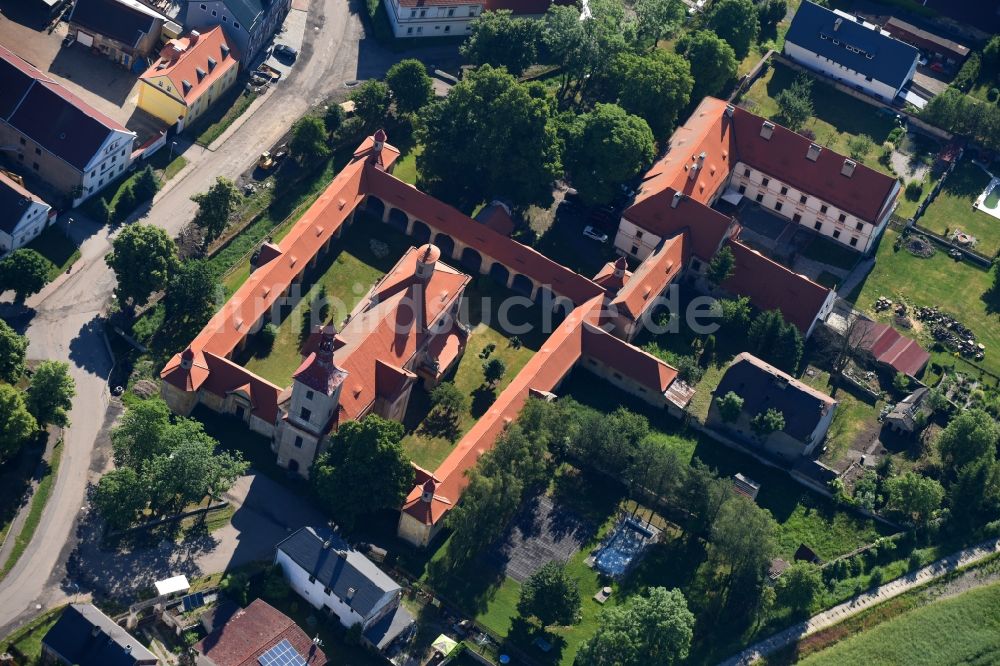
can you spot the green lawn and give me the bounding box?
[392,144,422,185]
[801,581,1000,666]
[849,228,1000,378]
[918,159,999,258]
[800,368,883,467]
[742,61,897,172]
[25,225,79,281]
[193,88,258,147]
[0,605,65,662]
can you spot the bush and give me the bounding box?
[952,53,980,92]
[905,181,924,201]
[113,186,137,223]
[887,126,905,146]
[334,116,366,145]
[989,88,1000,102]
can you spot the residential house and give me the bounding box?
[0,171,55,254]
[885,387,931,434]
[853,319,930,378]
[384,0,556,38]
[708,352,838,460]
[138,26,240,130]
[784,1,919,103]
[274,527,414,650]
[67,0,168,71]
[182,0,292,66]
[883,17,969,66]
[193,598,327,666]
[41,603,158,666]
[0,45,136,206]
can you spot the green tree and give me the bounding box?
[719,295,751,331]
[146,438,246,515]
[710,496,778,608]
[324,102,345,135]
[483,357,507,387]
[0,385,36,460]
[311,415,413,529]
[885,472,944,526]
[191,177,241,247]
[165,260,220,336]
[748,309,802,372]
[417,65,562,208]
[776,561,822,614]
[893,371,911,393]
[427,381,468,439]
[0,319,27,384]
[983,35,1000,80]
[679,30,738,100]
[576,587,694,666]
[110,398,172,469]
[633,0,685,47]
[707,0,759,59]
[751,407,785,437]
[461,10,540,76]
[757,0,787,31]
[717,391,744,423]
[444,468,523,564]
[290,115,331,164]
[113,185,137,224]
[775,322,804,373]
[26,360,75,427]
[947,456,1000,531]
[517,561,581,626]
[612,51,693,138]
[847,133,874,160]
[92,467,148,530]
[774,74,814,131]
[132,165,160,202]
[386,59,434,115]
[707,245,735,285]
[0,248,50,303]
[106,224,177,311]
[350,80,392,130]
[938,409,999,472]
[562,103,655,205]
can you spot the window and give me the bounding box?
[417,26,422,32]
[630,245,639,255]
[34,147,41,156]
[19,137,25,146]
[738,184,746,194]
[410,10,416,17]
[838,213,846,223]
[234,21,240,29]
[300,407,311,421]
[222,14,227,21]
[865,75,873,82]
[200,2,206,8]
[833,230,841,239]
[814,221,822,231]
[850,237,859,247]
[308,575,316,583]
[419,9,426,16]
[305,390,314,400]
[447,7,454,15]
[743,168,750,177]
[635,230,643,239]
[762,177,770,187]
[799,195,807,204]
[755,193,764,202]
[855,222,864,231]
[820,204,828,214]
[212,9,217,15]
[294,436,303,448]
[407,27,413,33]
[97,177,103,185]
[444,25,450,31]
[792,213,802,223]
[32,162,39,171]
[780,186,788,195]
[775,202,783,212]
[324,586,332,595]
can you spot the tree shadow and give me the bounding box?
[470,385,496,418]
[68,315,113,377]
[506,617,567,666]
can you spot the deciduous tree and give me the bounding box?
[710,496,778,609]
[938,409,999,472]
[611,51,693,138]
[386,59,434,114]
[517,561,581,626]
[775,74,815,131]
[0,248,50,303]
[707,0,759,59]
[707,245,735,285]
[290,115,331,164]
[679,30,737,100]
[633,0,685,47]
[191,178,240,247]
[776,561,822,614]
[110,398,172,469]
[106,224,177,311]
[717,391,744,423]
[461,10,540,76]
[885,471,944,526]
[0,319,27,384]
[483,357,507,387]
[751,407,785,437]
[26,360,75,427]
[350,80,392,130]
[165,259,221,337]
[93,467,148,530]
[0,385,36,460]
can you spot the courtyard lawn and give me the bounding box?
[741,61,897,172]
[392,144,422,185]
[849,228,1000,378]
[800,581,1000,666]
[193,88,258,147]
[800,368,883,467]
[800,234,861,271]
[25,225,79,281]
[240,218,410,386]
[917,159,1000,258]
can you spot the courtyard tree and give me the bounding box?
[93,467,148,530]
[824,316,874,380]
[0,248,50,303]
[678,30,738,100]
[717,391,744,423]
[0,385,36,460]
[290,115,331,164]
[483,357,507,388]
[132,165,160,202]
[385,59,434,115]
[517,561,581,627]
[106,224,177,311]
[707,0,759,59]
[633,0,685,47]
[444,469,523,565]
[165,259,221,338]
[885,471,944,526]
[776,561,823,614]
[774,74,814,132]
[350,80,392,130]
[847,134,874,161]
[748,309,802,372]
[0,319,27,384]
[938,409,999,472]
[26,360,75,428]
[427,381,468,439]
[562,103,655,206]
[706,244,735,285]
[417,65,562,208]
[611,51,693,138]
[192,177,241,247]
[576,587,694,666]
[710,496,778,610]
[311,415,413,529]
[718,296,751,331]
[461,10,540,77]
[110,397,172,469]
[751,408,785,438]
[146,438,246,515]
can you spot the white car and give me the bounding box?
[583,226,608,243]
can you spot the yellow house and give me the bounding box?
[137,25,239,130]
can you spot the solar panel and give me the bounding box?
[258,639,307,666]
[180,592,205,612]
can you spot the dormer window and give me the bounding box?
[806,143,822,161]
[221,44,230,58]
[182,80,192,95]
[195,67,206,81]
[207,57,217,72]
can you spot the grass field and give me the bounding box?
[849,228,1000,378]
[801,581,1000,665]
[25,225,79,281]
[918,159,999,258]
[193,88,258,147]
[800,368,883,466]
[0,605,65,661]
[392,144,422,185]
[742,62,897,172]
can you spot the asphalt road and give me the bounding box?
[0,0,428,635]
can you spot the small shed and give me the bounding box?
[732,473,761,501]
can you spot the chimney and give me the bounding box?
[180,347,194,370]
[760,121,774,140]
[698,151,707,163]
[346,587,356,602]
[671,191,683,208]
[91,625,102,638]
[834,17,842,31]
[414,244,440,281]
[841,158,856,177]
[190,29,200,43]
[806,143,822,161]
[688,162,700,181]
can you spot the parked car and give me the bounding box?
[273,44,298,61]
[583,226,608,243]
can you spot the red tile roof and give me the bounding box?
[581,322,678,394]
[612,234,686,320]
[855,320,930,377]
[194,599,327,666]
[721,238,834,334]
[593,257,630,295]
[292,327,348,396]
[140,26,239,107]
